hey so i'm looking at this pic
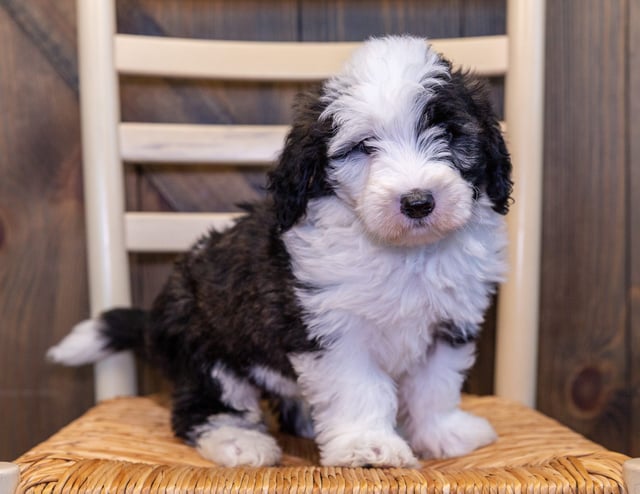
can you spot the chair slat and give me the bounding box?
[120,122,506,165]
[125,212,244,252]
[120,123,288,164]
[115,35,508,81]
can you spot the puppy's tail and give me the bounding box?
[47,308,147,366]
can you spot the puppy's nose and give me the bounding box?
[400,189,435,219]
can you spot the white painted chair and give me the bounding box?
[3,1,638,493]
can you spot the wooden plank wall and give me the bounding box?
[0,0,637,460]
[539,1,631,454]
[630,0,640,453]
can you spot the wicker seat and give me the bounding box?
[14,396,629,493]
[3,0,637,493]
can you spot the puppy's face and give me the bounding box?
[269,36,512,246]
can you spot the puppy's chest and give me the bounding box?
[284,210,505,373]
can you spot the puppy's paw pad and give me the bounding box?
[322,431,418,468]
[412,410,496,459]
[196,427,281,467]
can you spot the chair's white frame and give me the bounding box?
[76,0,544,407]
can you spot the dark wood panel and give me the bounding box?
[461,0,505,36]
[299,0,463,41]
[538,0,629,453]
[0,1,93,459]
[629,0,640,456]
[0,0,78,92]
[118,0,298,41]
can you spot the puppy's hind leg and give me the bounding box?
[172,365,281,467]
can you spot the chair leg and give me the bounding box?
[0,462,19,494]
[624,458,640,494]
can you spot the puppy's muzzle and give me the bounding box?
[400,189,435,219]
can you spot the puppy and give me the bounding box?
[48,35,512,468]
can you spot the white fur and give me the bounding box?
[249,365,300,397]
[195,424,282,467]
[46,319,111,365]
[210,363,260,413]
[286,197,506,376]
[282,38,506,464]
[290,341,417,467]
[399,342,497,458]
[320,38,475,248]
[286,198,504,463]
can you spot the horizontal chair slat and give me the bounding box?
[120,122,506,165]
[125,212,244,252]
[115,35,508,80]
[120,123,289,164]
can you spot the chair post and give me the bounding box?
[77,0,137,401]
[624,459,640,494]
[0,462,19,494]
[494,0,546,407]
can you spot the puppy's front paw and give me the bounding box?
[196,426,282,467]
[321,430,418,468]
[410,410,497,459]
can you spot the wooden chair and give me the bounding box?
[2,0,638,492]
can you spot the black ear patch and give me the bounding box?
[458,71,513,215]
[267,87,334,231]
[426,70,513,215]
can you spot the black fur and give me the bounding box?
[172,375,244,442]
[423,69,513,214]
[100,308,146,352]
[267,86,335,231]
[100,204,320,440]
[433,320,479,347]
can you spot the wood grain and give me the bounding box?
[461,0,505,36]
[0,1,93,459]
[538,0,629,453]
[299,0,463,41]
[629,0,640,456]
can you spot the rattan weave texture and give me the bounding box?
[15,395,628,494]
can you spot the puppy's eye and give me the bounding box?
[331,139,375,161]
[352,140,375,155]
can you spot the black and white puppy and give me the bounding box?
[48,36,512,468]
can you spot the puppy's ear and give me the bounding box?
[482,113,513,215]
[458,71,513,215]
[267,87,333,231]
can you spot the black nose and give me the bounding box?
[400,190,435,219]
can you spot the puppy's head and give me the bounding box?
[268,36,512,245]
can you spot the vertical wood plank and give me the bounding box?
[0,1,93,459]
[628,0,640,457]
[538,0,629,453]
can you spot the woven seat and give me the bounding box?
[15,395,628,494]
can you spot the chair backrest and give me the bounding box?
[77,0,545,407]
